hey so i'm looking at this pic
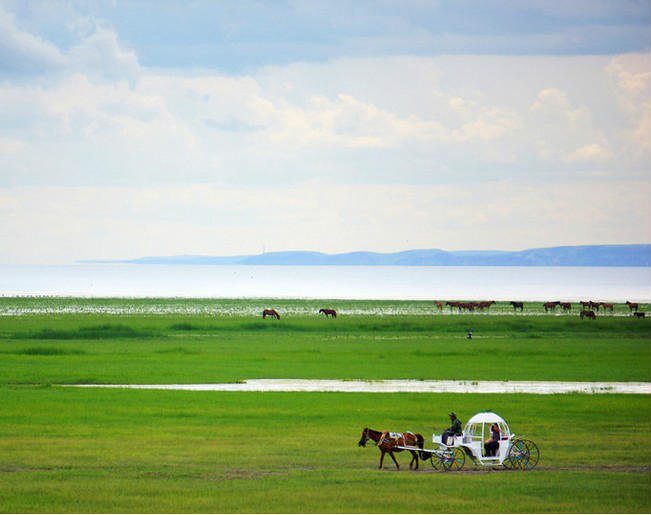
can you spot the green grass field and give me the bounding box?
[1,298,650,513]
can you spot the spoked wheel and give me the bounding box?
[504,439,528,470]
[430,453,444,471]
[519,439,540,470]
[442,447,465,471]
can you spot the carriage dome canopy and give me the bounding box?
[464,412,510,434]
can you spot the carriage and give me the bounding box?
[426,411,539,471]
[375,411,539,471]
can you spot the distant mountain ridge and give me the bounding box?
[81,244,650,267]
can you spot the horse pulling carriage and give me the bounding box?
[360,412,539,472]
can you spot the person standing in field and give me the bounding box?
[441,412,462,445]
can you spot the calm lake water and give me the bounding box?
[0,264,649,301]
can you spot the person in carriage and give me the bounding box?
[484,423,501,456]
[441,412,463,445]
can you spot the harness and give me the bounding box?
[378,431,415,447]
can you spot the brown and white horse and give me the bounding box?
[262,309,280,320]
[358,428,425,470]
[319,308,337,318]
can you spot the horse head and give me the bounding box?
[358,427,369,447]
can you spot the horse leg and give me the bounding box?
[379,450,385,469]
[409,450,418,470]
[388,451,400,470]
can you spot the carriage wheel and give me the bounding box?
[504,439,528,470]
[519,439,540,470]
[442,448,465,471]
[430,453,444,471]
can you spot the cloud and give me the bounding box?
[564,143,613,163]
[0,6,139,82]
[0,4,649,263]
[606,53,651,155]
[0,7,66,75]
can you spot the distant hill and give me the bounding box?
[81,244,650,267]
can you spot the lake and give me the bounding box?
[0,264,649,301]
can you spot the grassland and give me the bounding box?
[0,298,650,513]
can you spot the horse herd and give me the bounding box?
[261,301,645,320]
[436,299,644,319]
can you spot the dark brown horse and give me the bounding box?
[446,301,460,312]
[626,301,639,312]
[319,308,337,318]
[633,312,645,318]
[543,301,560,312]
[560,302,572,312]
[358,428,425,470]
[600,302,613,312]
[580,301,591,310]
[262,309,280,320]
[510,301,524,312]
[478,300,495,311]
[580,310,596,320]
[588,301,600,312]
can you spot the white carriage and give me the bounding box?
[427,411,539,471]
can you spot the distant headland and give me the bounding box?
[81,244,650,267]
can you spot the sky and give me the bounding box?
[1,1,650,264]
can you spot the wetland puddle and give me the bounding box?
[65,379,651,394]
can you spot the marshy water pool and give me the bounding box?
[66,379,651,394]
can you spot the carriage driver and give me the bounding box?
[441,412,462,446]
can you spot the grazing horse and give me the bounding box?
[358,427,425,470]
[446,301,460,312]
[510,301,524,312]
[626,301,639,312]
[319,308,337,318]
[600,302,613,313]
[433,301,443,311]
[633,312,645,318]
[580,310,596,320]
[478,300,495,312]
[543,301,560,312]
[560,302,572,312]
[458,302,477,312]
[262,309,280,320]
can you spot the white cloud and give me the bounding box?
[606,53,651,155]
[0,9,649,262]
[0,7,66,74]
[564,143,613,163]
